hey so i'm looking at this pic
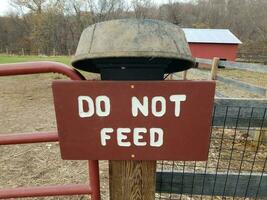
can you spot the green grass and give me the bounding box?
[0,54,71,65]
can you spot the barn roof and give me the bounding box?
[182,28,242,44]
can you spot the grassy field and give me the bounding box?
[0,54,71,65]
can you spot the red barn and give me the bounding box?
[183,28,242,61]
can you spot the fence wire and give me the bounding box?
[156,105,267,200]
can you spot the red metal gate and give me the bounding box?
[0,61,100,199]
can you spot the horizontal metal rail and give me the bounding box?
[0,132,58,145]
[0,184,91,199]
[0,61,85,80]
[0,61,100,200]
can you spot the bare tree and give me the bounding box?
[10,0,47,14]
[1,0,266,56]
[85,0,126,22]
[131,0,156,18]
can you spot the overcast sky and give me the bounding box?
[0,0,187,16]
[0,0,10,15]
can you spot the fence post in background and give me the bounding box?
[251,128,266,150]
[53,48,56,57]
[6,47,9,55]
[183,70,188,80]
[37,49,40,56]
[68,49,71,57]
[210,57,219,80]
[21,48,25,56]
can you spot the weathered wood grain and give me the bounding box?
[109,160,156,200]
[210,57,220,80]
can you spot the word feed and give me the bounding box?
[78,95,186,147]
[100,128,163,147]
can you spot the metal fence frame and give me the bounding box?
[0,62,100,200]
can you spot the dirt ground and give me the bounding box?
[0,73,109,200]
[0,68,266,199]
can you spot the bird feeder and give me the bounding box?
[71,19,195,80]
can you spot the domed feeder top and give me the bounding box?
[72,19,195,73]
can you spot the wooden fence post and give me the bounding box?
[251,128,267,150]
[68,49,71,57]
[183,70,188,80]
[107,65,157,200]
[210,57,220,80]
[109,160,156,200]
[21,48,25,56]
[53,48,56,56]
[6,47,8,55]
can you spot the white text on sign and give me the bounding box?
[78,95,186,147]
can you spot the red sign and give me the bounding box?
[52,81,215,161]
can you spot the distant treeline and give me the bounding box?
[0,0,266,56]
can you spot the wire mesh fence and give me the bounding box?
[156,104,267,200]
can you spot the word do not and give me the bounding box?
[78,95,186,118]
